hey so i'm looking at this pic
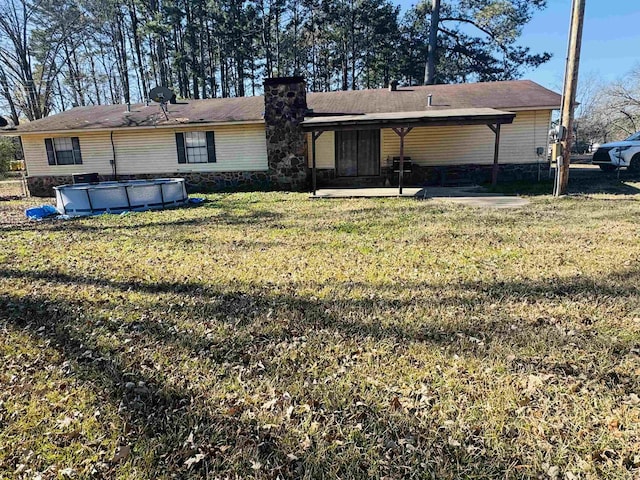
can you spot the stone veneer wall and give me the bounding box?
[403,163,544,186]
[27,175,75,197]
[26,172,274,197]
[314,163,544,188]
[263,77,309,191]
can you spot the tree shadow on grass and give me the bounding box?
[2,265,637,388]
[1,291,542,479]
[1,266,639,477]
[0,207,286,233]
[487,166,640,197]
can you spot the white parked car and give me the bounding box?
[592,132,640,172]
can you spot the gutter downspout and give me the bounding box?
[110,131,117,180]
[18,136,29,197]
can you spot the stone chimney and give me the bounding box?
[264,76,308,190]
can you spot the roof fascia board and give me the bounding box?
[507,106,560,111]
[15,119,265,136]
[302,114,516,132]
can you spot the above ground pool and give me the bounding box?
[54,178,188,216]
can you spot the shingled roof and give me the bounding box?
[13,80,560,134]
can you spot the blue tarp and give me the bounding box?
[25,205,59,221]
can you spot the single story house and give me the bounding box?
[7,77,560,196]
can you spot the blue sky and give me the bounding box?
[396,0,640,92]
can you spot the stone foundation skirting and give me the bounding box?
[399,162,544,186]
[315,168,337,184]
[26,171,275,197]
[314,162,545,188]
[27,175,75,197]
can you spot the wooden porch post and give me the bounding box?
[312,131,323,196]
[488,124,501,187]
[392,127,413,194]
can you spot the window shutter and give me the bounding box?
[176,132,186,164]
[45,138,56,165]
[206,131,216,163]
[71,137,82,164]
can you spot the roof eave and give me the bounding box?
[14,118,265,136]
[508,105,561,111]
[302,113,516,132]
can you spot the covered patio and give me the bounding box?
[302,108,517,196]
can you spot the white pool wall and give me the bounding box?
[54,178,188,216]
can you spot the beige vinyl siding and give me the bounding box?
[22,122,268,177]
[381,110,551,166]
[22,132,113,177]
[115,123,268,175]
[306,131,335,168]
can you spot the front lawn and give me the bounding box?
[1,192,639,479]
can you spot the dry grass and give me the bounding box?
[1,191,639,479]
[0,178,27,200]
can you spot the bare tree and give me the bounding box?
[606,66,640,136]
[0,0,83,124]
[576,66,640,144]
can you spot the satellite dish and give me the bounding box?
[148,86,175,121]
[0,117,7,128]
[149,86,175,104]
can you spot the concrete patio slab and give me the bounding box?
[310,185,529,208]
[311,187,424,198]
[424,186,530,208]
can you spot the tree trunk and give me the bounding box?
[0,67,20,125]
[128,0,148,102]
[425,0,440,85]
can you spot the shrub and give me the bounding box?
[0,137,19,175]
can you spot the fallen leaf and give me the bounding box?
[226,406,242,416]
[261,398,278,410]
[60,429,81,441]
[57,416,73,428]
[526,374,553,392]
[184,453,206,468]
[447,437,461,447]
[59,467,76,478]
[592,449,617,463]
[111,445,131,463]
[184,431,194,447]
[624,393,640,405]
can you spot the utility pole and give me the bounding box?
[424,0,440,85]
[556,0,586,196]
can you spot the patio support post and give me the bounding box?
[488,123,501,187]
[311,131,323,196]
[392,127,413,194]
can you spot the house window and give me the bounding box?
[185,131,208,163]
[45,137,83,165]
[175,131,216,164]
